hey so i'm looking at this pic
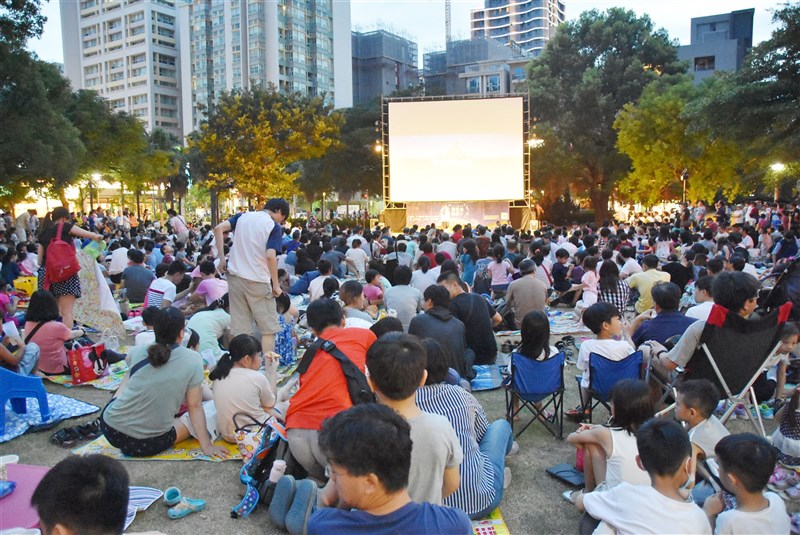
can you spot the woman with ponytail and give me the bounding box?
[99,307,229,458]
[211,334,282,443]
[186,293,231,360]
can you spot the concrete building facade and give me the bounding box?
[61,0,182,137]
[178,0,352,138]
[423,37,529,96]
[351,30,418,106]
[678,8,754,84]
[470,0,565,57]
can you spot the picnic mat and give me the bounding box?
[472,508,510,535]
[125,486,163,531]
[73,435,242,462]
[470,365,503,391]
[44,360,128,391]
[1,394,99,444]
[0,463,50,530]
[548,311,591,335]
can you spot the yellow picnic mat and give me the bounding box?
[72,435,241,462]
[472,509,510,535]
[44,361,128,391]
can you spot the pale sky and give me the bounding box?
[29,0,782,66]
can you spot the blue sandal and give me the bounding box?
[269,475,296,530]
[163,487,182,507]
[168,496,206,519]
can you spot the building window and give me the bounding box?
[487,75,500,92]
[467,77,480,94]
[694,56,715,71]
[513,67,525,81]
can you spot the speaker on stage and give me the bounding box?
[383,208,406,230]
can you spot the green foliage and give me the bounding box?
[526,8,686,222]
[190,85,343,202]
[0,0,46,48]
[0,49,84,204]
[296,102,381,202]
[615,78,755,205]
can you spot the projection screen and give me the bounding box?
[387,97,524,202]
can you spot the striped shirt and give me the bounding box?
[599,279,630,316]
[416,383,495,516]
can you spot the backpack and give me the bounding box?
[297,337,375,405]
[44,222,80,289]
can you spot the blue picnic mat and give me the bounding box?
[470,364,503,391]
[1,393,100,443]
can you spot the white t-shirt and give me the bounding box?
[410,269,438,293]
[308,274,333,302]
[584,483,711,535]
[714,492,789,535]
[436,241,458,261]
[134,329,156,347]
[145,278,177,308]
[228,211,277,284]
[620,258,642,277]
[108,247,130,275]
[212,367,275,443]
[686,301,715,322]
[577,338,635,389]
[345,248,369,278]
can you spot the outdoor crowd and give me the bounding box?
[2,196,800,534]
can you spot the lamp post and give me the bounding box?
[321,191,326,222]
[771,163,786,202]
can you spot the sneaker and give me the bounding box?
[714,401,727,417]
[769,466,799,492]
[504,467,512,490]
[268,475,296,530]
[733,404,749,420]
[760,403,775,420]
[285,479,318,535]
[507,441,520,457]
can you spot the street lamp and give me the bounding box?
[772,163,786,172]
[373,142,382,153]
[322,191,326,221]
[527,138,545,149]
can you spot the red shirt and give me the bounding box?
[422,252,437,267]
[285,327,376,431]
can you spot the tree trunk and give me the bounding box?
[58,187,69,209]
[589,187,610,224]
[136,189,141,218]
[210,188,219,227]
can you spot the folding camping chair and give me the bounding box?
[504,351,565,439]
[654,302,792,437]
[576,351,645,423]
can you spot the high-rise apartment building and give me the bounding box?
[178,0,352,138]
[352,29,418,106]
[470,0,566,57]
[60,0,182,137]
[678,9,754,84]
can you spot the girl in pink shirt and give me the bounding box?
[580,256,599,307]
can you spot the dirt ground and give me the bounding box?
[0,334,775,535]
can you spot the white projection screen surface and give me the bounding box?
[387,98,524,202]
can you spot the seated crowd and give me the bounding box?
[4,199,800,534]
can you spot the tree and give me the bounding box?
[526,8,686,222]
[297,102,382,204]
[190,85,343,204]
[0,0,46,49]
[0,50,84,208]
[615,78,757,205]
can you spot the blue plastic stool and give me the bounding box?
[0,367,51,435]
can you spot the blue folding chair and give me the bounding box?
[575,351,644,423]
[504,351,565,439]
[0,367,51,435]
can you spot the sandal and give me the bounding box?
[163,487,182,507]
[566,406,590,423]
[561,489,582,504]
[49,427,82,448]
[167,496,206,519]
[77,419,101,440]
[538,409,555,422]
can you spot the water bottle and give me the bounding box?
[261,460,287,505]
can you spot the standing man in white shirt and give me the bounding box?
[214,198,289,353]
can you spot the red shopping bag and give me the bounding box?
[67,343,108,384]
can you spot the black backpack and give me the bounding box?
[297,337,375,405]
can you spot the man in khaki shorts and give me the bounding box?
[214,198,290,353]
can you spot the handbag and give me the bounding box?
[232,413,269,463]
[67,342,108,384]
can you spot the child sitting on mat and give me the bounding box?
[210,334,283,443]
